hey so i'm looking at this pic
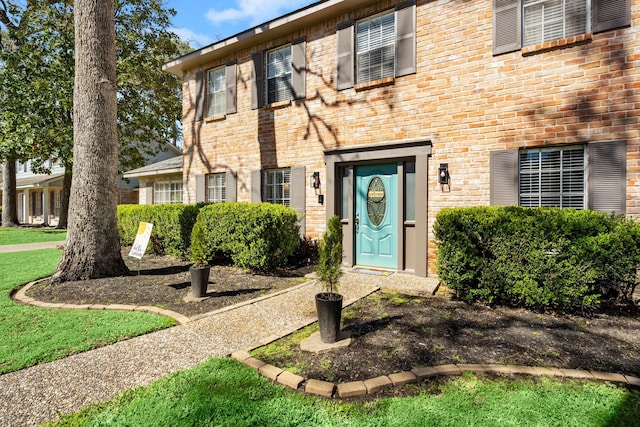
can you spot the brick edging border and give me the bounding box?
[230,350,640,398]
[11,278,191,325]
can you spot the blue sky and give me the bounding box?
[166,0,318,49]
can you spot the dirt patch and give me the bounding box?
[24,250,640,387]
[27,248,313,317]
[252,290,640,385]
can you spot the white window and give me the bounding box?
[207,67,226,117]
[266,45,292,104]
[519,146,585,208]
[154,181,183,204]
[207,173,226,203]
[262,168,291,206]
[356,11,395,84]
[523,0,589,46]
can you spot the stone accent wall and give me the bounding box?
[181,0,640,275]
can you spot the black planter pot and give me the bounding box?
[190,266,210,298]
[315,292,343,344]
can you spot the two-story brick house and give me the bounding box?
[164,0,636,277]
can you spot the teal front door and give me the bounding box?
[355,164,398,269]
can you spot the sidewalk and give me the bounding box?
[0,241,64,253]
[0,271,436,426]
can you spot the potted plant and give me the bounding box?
[189,221,210,298]
[315,215,344,343]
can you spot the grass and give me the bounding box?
[0,226,67,245]
[0,249,176,374]
[45,358,640,427]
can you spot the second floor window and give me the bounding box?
[207,67,226,117]
[266,45,292,104]
[523,0,588,46]
[356,12,395,84]
[263,168,291,206]
[207,173,226,203]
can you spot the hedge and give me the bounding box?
[117,204,200,258]
[191,202,300,271]
[433,206,640,312]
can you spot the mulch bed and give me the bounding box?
[25,250,640,387]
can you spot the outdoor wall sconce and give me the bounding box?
[438,163,449,185]
[310,171,321,189]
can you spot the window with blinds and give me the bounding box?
[207,67,226,117]
[523,0,588,46]
[263,168,291,206]
[207,173,226,203]
[356,11,395,84]
[266,46,292,104]
[519,146,585,208]
[154,181,183,204]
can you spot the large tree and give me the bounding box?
[0,0,185,228]
[51,0,127,282]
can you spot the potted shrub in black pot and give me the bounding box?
[189,221,210,298]
[315,215,344,344]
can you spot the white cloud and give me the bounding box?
[205,0,312,28]
[171,27,215,49]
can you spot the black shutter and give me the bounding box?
[226,171,237,202]
[490,149,519,206]
[291,38,306,100]
[593,0,630,33]
[336,21,354,90]
[195,174,206,203]
[395,1,416,77]
[588,141,627,214]
[195,70,205,121]
[493,0,521,55]
[251,170,262,202]
[251,51,264,110]
[291,166,306,237]
[226,61,237,115]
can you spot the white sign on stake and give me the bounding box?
[129,222,153,260]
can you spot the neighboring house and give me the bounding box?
[1,143,181,226]
[164,0,636,277]
[122,155,184,204]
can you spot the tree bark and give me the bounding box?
[1,157,20,227]
[52,0,128,283]
[55,165,72,229]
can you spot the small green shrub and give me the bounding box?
[316,215,343,296]
[117,204,200,258]
[193,202,300,271]
[434,207,640,312]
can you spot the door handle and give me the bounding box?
[355,213,360,234]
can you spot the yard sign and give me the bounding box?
[128,222,153,259]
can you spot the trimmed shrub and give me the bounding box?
[434,206,640,312]
[192,202,300,271]
[117,204,200,258]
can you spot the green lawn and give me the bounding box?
[46,358,640,427]
[0,249,176,374]
[0,226,67,245]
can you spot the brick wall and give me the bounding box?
[181,0,640,274]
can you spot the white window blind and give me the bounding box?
[207,67,226,117]
[356,11,395,84]
[519,146,585,208]
[263,168,291,206]
[266,46,292,104]
[523,0,588,46]
[207,173,226,203]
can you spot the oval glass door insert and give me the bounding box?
[367,176,387,226]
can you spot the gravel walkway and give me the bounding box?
[0,270,434,427]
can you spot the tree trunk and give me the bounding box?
[51,0,128,283]
[1,157,20,227]
[55,166,72,229]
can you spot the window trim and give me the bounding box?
[206,66,226,118]
[266,45,293,105]
[262,168,292,206]
[206,172,227,203]
[153,181,183,205]
[355,10,396,85]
